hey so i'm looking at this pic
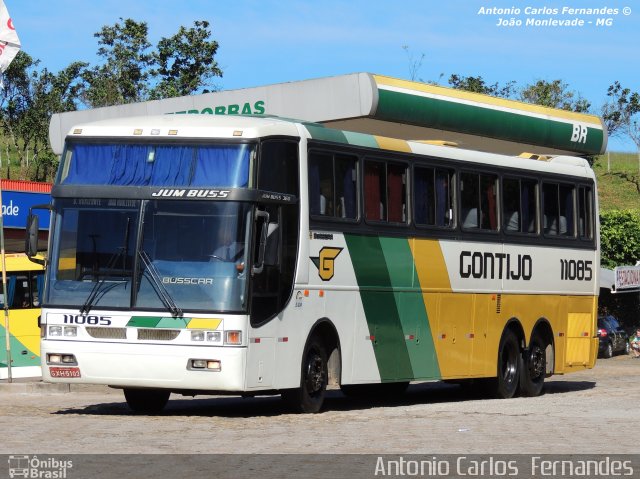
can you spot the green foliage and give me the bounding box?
[448,74,516,98]
[150,21,222,100]
[602,81,640,139]
[82,18,153,107]
[594,152,640,210]
[519,79,590,112]
[0,17,223,181]
[1,51,86,180]
[599,210,640,269]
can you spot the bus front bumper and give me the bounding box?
[40,339,247,392]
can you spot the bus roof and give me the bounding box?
[65,114,595,180]
[49,73,607,157]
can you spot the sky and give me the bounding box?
[6,0,639,151]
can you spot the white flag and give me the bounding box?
[0,0,20,72]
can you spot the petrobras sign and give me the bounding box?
[1,191,50,229]
[615,265,640,292]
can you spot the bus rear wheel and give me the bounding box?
[123,388,170,414]
[493,329,521,399]
[282,336,328,413]
[520,333,546,397]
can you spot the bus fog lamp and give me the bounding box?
[206,331,221,342]
[64,326,77,337]
[207,360,221,371]
[62,354,77,364]
[47,354,62,364]
[191,359,206,369]
[49,326,62,337]
[191,331,205,342]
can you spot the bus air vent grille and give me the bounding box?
[86,327,127,339]
[137,328,180,341]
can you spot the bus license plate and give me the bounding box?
[49,367,81,378]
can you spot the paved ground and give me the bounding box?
[0,355,637,455]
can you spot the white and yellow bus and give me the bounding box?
[31,111,599,413]
[1,253,44,379]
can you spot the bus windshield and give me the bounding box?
[47,199,251,313]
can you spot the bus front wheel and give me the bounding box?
[123,388,170,414]
[494,329,521,399]
[282,336,328,413]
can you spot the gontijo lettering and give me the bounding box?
[460,251,532,280]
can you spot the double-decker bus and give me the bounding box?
[1,254,44,379]
[30,114,599,413]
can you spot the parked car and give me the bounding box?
[597,315,630,358]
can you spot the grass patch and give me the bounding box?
[593,152,640,211]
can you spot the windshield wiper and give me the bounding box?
[80,247,127,314]
[80,217,132,315]
[138,250,183,317]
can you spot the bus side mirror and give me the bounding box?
[25,214,44,264]
[25,206,48,266]
[252,210,270,275]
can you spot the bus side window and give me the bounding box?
[502,177,537,234]
[543,182,575,237]
[578,186,593,239]
[461,172,498,231]
[415,166,454,227]
[10,274,31,309]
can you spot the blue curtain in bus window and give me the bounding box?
[192,146,250,187]
[309,160,321,215]
[521,183,529,233]
[342,164,356,218]
[64,144,117,184]
[110,145,193,186]
[36,273,45,306]
[3,275,17,308]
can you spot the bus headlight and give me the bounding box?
[191,331,205,342]
[49,326,62,337]
[206,331,221,342]
[64,326,78,337]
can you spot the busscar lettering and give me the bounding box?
[459,251,532,280]
[162,277,214,285]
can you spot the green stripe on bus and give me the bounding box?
[342,131,380,149]
[378,237,440,379]
[303,123,350,144]
[156,317,190,329]
[344,234,413,381]
[376,89,605,156]
[127,316,163,328]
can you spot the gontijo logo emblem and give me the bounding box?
[311,247,343,281]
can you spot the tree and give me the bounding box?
[519,79,590,112]
[82,18,224,107]
[599,210,640,269]
[0,51,85,180]
[448,74,516,98]
[602,81,640,138]
[81,18,153,108]
[150,20,222,100]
